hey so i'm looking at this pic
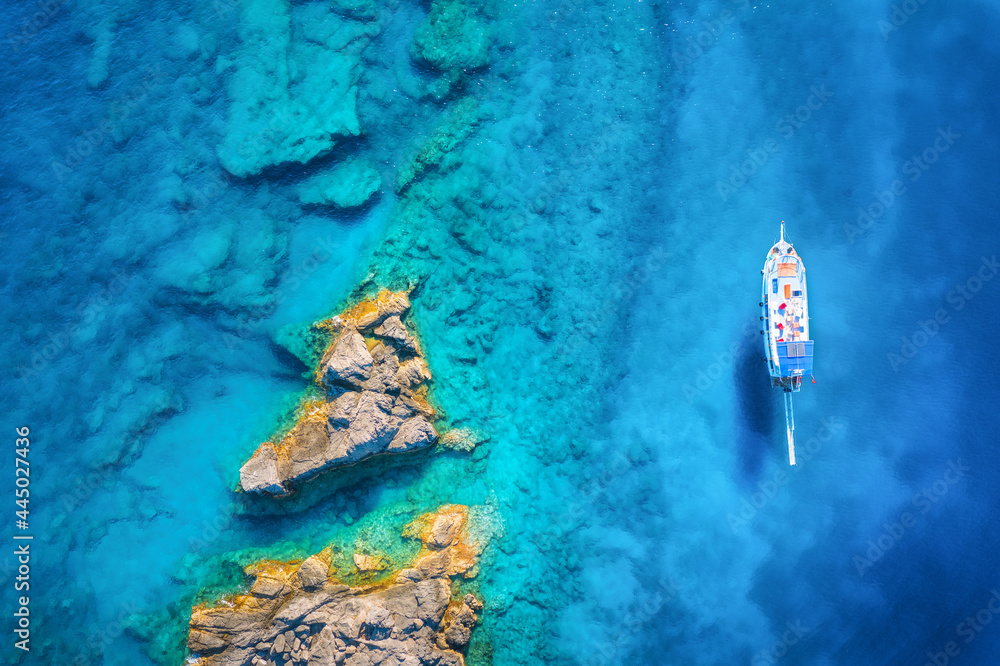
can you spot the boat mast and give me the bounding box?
[784,389,796,465]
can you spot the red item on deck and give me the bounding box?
[777,322,784,330]
[778,303,787,311]
[777,338,784,342]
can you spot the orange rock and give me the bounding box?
[187,505,485,666]
[318,289,411,334]
[240,291,437,496]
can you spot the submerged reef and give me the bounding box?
[410,0,492,99]
[298,160,382,209]
[240,290,438,496]
[188,505,483,666]
[411,0,489,72]
[395,97,481,193]
[216,0,377,177]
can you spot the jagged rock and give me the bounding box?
[296,552,330,591]
[188,628,229,654]
[347,291,411,330]
[374,316,419,353]
[392,400,417,421]
[341,391,398,456]
[439,593,482,650]
[387,416,437,453]
[251,571,291,599]
[396,358,432,389]
[327,391,361,428]
[241,292,443,496]
[363,343,401,393]
[240,444,286,495]
[323,327,373,386]
[397,392,436,420]
[188,507,482,666]
[308,626,338,665]
[426,511,463,550]
[283,412,334,481]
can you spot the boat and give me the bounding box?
[760,221,813,466]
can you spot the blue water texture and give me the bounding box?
[2,0,1000,664]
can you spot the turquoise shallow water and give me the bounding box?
[2,0,1000,664]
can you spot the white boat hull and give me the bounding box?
[761,229,812,393]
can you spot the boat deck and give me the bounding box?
[764,246,809,343]
[762,242,810,385]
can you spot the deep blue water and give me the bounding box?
[2,0,1000,665]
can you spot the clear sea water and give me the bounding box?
[2,0,1000,664]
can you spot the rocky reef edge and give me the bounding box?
[240,290,440,497]
[188,505,483,666]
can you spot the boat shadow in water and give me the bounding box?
[733,324,778,479]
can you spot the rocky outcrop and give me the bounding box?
[187,506,482,666]
[373,316,419,354]
[239,443,285,496]
[240,290,438,496]
[440,594,484,651]
[321,328,373,386]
